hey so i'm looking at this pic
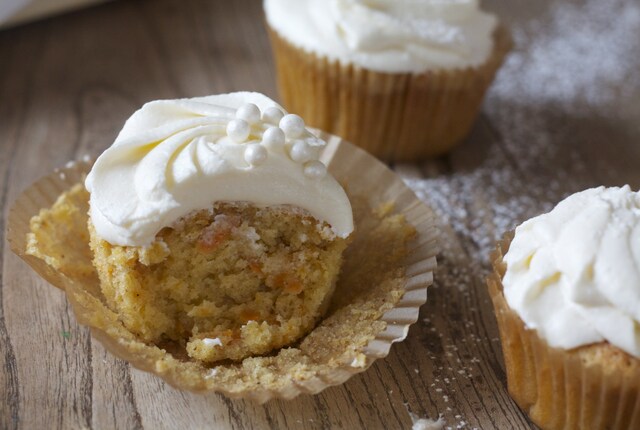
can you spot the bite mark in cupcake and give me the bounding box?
[84,92,354,363]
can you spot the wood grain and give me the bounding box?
[1,0,639,428]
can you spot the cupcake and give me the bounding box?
[488,186,640,429]
[264,0,511,161]
[84,92,354,363]
[16,97,436,398]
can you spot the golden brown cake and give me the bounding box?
[264,0,511,161]
[488,187,640,430]
[82,92,355,363]
[89,203,348,362]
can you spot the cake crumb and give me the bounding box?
[350,354,366,368]
[203,338,223,347]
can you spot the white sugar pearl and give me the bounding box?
[226,119,250,142]
[262,106,284,125]
[279,114,305,138]
[261,127,285,148]
[244,144,268,166]
[236,103,261,124]
[289,140,313,163]
[304,161,327,180]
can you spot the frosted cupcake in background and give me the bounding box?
[488,186,640,430]
[264,0,511,161]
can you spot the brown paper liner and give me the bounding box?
[267,25,512,162]
[7,132,437,403]
[488,234,640,430]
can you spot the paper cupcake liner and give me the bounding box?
[7,132,437,403]
[488,234,640,429]
[267,25,512,162]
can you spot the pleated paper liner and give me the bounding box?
[267,25,512,162]
[488,234,640,430]
[7,132,438,403]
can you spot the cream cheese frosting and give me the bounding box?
[264,0,498,73]
[85,92,354,246]
[503,186,640,358]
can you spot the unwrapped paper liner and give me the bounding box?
[488,233,640,429]
[8,132,437,403]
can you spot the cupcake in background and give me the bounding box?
[264,0,511,161]
[488,186,640,430]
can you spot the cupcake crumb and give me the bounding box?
[203,338,223,348]
[350,354,366,368]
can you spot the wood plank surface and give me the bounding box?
[1,0,639,428]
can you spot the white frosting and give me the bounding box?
[85,92,354,246]
[503,186,640,358]
[264,0,498,73]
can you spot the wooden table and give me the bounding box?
[2,0,639,428]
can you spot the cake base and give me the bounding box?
[89,202,348,363]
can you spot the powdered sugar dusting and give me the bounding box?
[400,0,640,276]
[395,0,640,427]
[412,416,446,430]
[493,0,640,112]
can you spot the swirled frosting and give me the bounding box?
[264,0,498,73]
[503,186,640,358]
[85,92,353,246]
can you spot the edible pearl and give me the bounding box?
[261,126,285,148]
[236,103,261,124]
[289,140,313,163]
[244,144,268,166]
[227,119,250,142]
[262,106,284,125]
[304,161,327,180]
[279,114,305,138]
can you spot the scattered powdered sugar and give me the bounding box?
[399,0,640,282]
[405,405,445,430]
[492,0,640,113]
[411,416,446,430]
[395,0,640,427]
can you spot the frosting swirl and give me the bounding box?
[503,186,640,358]
[85,92,353,246]
[264,0,498,72]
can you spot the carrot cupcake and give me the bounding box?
[264,0,511,161]
[489,186,640,430]
[84,92,354,363]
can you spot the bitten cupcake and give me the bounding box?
[488,186,640,430]
[84,92,354,363]
[264,0,511,161]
